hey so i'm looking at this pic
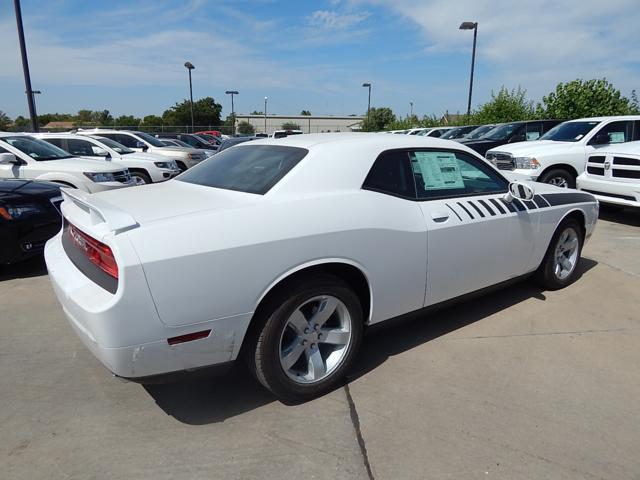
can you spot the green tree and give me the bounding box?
[471,86,534,124]
[94,110,114,125]
[0,111,12,130]
[76,109,94,124]
[237,121,255,135]
[250,110,263,115]
[13,116,30,130]
[361,107,396,131]
[281,122,301,130]
[538,79,634,119]
[162,97,222,128]
[300,110,311,116]
[114,115,141,127]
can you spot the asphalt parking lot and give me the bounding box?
[2,209,639,480]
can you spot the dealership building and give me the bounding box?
[235,114,364,135]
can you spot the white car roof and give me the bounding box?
[565,115,640,122]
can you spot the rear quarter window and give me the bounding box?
[177,145,308,194]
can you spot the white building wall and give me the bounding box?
[236,115,364,135]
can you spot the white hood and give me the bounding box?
[487,140,575,157]
[43,157,128,173]
[119,152,168,163]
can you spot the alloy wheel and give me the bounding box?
[278,295,352,384]
[553,227,579,280]
[548,176,569,188]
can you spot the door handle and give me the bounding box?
[431,211,450,223]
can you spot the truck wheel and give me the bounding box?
[539,169,575,189]
[130,171,151,185]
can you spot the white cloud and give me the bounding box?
[308,9,370,30]
[361,0,640,99]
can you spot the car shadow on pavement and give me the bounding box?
[598,207,640,227]
[0,254,48,282]
[144,259,598,423]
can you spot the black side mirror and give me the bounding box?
[591,133,610,145]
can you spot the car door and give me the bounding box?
[409,148,541,306]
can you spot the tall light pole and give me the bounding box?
[410,101,414,117]
[225,90,238,135]
[13,0,38,132]
[264,97,268,134]
[362,83,371,130]
[184,61,195,132]
[459,21,478,122]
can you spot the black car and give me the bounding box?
[460,120,562,156]
[440,125,481,140]
[154,133,218,151]
[0,179,62,264]
[217,136,258,152]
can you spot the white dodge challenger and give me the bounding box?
[45,133,598,400]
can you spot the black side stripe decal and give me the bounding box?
[512,198,527,211]
[542,192,595,206]
[523,200,537,210]
[533,194,550,208]
[477,199,496,216]
[468,201,486,218]
[489,198,507,214]
[446,203,462,221]
[457,201,475,219]
[500,198,518,212]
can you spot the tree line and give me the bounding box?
[1,78,637,133]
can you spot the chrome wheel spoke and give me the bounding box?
[309,296,338,327]
[560,256,573,271]
[288,310,309,336]
[306,348,326,379]
[319,328,349,346]
[281,341,305,370]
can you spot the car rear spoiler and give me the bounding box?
[61,188,139,234]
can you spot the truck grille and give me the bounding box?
[586,155,640,179]
[486,152,514,170]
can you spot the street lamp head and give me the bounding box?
[459,21,477,30]
[362,82,371,88]
[225,90,239,95]
[184,61,195,70]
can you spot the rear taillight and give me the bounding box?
[67,223,118,279]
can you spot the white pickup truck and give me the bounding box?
[486,116,640,188]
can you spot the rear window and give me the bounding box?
[177,145,308,194]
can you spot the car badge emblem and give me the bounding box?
[604,161,611,170]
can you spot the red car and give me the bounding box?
[196,130,221,138]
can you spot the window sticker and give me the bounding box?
[608,132,625,143]
[526,132,540,140]
[411,152,465,190]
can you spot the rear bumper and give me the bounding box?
[45,232,251,379]
[0,215,60,264]
[577,175,640,208]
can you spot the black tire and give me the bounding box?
[533,217,584,290]
[130,171,152,185]
[246,274,363,402]
[539,169,576,189]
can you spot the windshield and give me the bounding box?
[0,136,73,161]
[540,121,600,142]
[178,145,308,194]
[440,128,462,139]
[482,123,521,141]
[135,131,166,147]
[464,125,494,140]
[91,136,135,154]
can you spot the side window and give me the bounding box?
[525,122,543,141]
[595,121,633,144]
[633,121,640,141]
[363,150,415,199]
[410,150,507,200]
[112,134,137,148]
[45,138,65,150]
[178,135,198,147]
[66,139,96,156]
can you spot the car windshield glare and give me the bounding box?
[1,136,73,161]
[92,136,135,154]
[540,121,600,142]
[483,123,520,141]
[177,145,308,194]
[464,125,493,139]
[135,131,166,147]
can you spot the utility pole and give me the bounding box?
[13,0,38,132]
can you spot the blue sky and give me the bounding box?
[1,0,639,120]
